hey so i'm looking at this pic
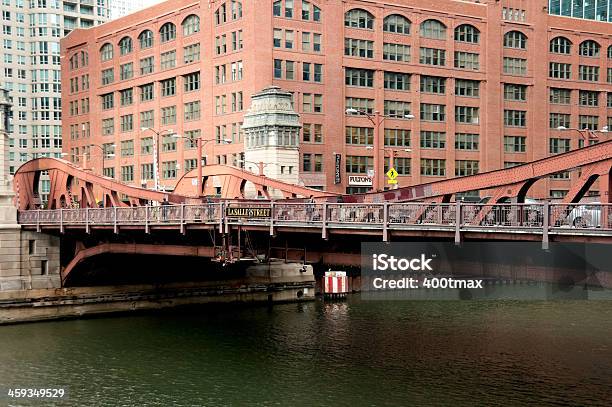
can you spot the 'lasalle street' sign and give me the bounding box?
[225,207,272,218]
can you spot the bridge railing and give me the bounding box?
[16,203,612,237]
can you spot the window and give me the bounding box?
[184,101,201,121]
[141,164,154,180]
[160,78,176,97]
[579,90,599,107]
[184,72,200,92]
[162,161,177,179]
[160,22,176,43]
[504,31,527,49]
[383,14,410,34]
[286,59,295,78]
[215,35,227,54]
[302,153,323,172]
[345,126,373,145]
[102,118,114,135]
[140,83,154,101]
[346,156,373,174]
[303,62,311,80]
[384,72,410,90]
[549,62,571,79]
[454,51,479,70]
[216,2,227,23]
[101,93,113,110]
[579,115,598,130]
[120,114,133,132]
[160,50,176,70]
[455,160,479,176]
[344,9,374,29]
[455,79,480,97]
[344,38,373,58]
[420,131,445,149]
[420,104,445,122]
[550,88,571,104]
[101,68,114,85]
[140,110,154,128]
[503,57,527,76]
[119,37,132,55]
[384,157,410,175]
[420,47,445,66]
[100,43,112,61]
[579,40,600,57]
[550,37,571,54]
[120,89,133,106]
[162,134,176,152]
[455,106,479,124]
[579,65,599,82]
[139,30,153,49]
[550,113,570,129]
[455,133,479,150]
[184,43,200,63]
[273,29,282,47]
[383,43,410,62]
[119,63,133,81]
[345,68,374,87]
[120,139,134,156]
[302,93,322,113]
[141,137,153,154]
[504,136,526,153]
[504,84,527,101]
[346,97,374,114]
[121,165,134,182]
[140,56,154,75]
[420,159,446,176]
[384,100,411,118]
[504,110,526,127]
[285,0,293,18]
[420,19,446,39]
[182,14,200,36]
[549,138,571,154]
[420,76,445,94]
[454,24,479,43]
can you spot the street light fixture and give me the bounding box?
[140,127,178,192]
[557,126,609,145]
[345,108,414,191]
[238,159,280,176]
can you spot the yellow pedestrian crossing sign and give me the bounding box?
[386,168,398,184]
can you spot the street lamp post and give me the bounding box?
[365,145,411,189]
[141,127,177,191]
[238,160,279,176]
[171,134,232,197]
[346,108,414,191]
[89,144,115,174]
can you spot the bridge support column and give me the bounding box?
[454,201,461,246]
[85,208,90,234]
[542,201,549,251]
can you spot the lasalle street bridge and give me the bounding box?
[10,139,612,287]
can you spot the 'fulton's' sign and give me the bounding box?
[225,207,272,218]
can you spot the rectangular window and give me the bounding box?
[384,100,411,118]
[455,106,479,124]
[273,28,282,48]
[141,163,154,180]
[120,114,133,132]
[549,62,571,79]
[183,72,200,92]
[140,110,154,129]
[504,110,526,127]
[119,63,133,81]
[504,135,526,152]
[120,139,134,156]
[455,133,479,150]
[140,56,154,75]
[549,138,571,154]
[184,101,201,121]
[420,103,445,122]
[504,84,527,101]
[503,57,527,76]
[454,51,479,70]
[162,161,177,179]
[455,79,480,97]
[162,134,177,152]
[345,156,373,174]
[160,78,176,97]
[384,157,410,175]
[346,97,374,114]
[344,38,374,58]
[384,72,410,90]
[141,137,153,154]
[102,118,114,135]
[579,115,598,130]
[184,43,200,63]
[420,159,446,176]
[384,129,410,147]
[101,93,113,110]
[549,113,570,129]
[121,165,134,182]
[579,90,599,107]
[161,106,176,125]
[345,68,374,87]
[420,75,445,94]
[120,88,133,106]
[383,43,410,62]
[345,126,374,145]
[140,83,154,102]
[101,68,113,85]
[550,88,571,104]
[420,131,446,149]
[455,160,479,177]
[579,65,599,82]
[420,47,446,66]
[160,50,176,70]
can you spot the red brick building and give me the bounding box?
[61,0,612,197]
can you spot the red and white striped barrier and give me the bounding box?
[324,271,348,297]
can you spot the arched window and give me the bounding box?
[182,14,200,36]
[383,14,410,35]
[118,36,132,55]
[579,40,600,57]
[503,31,527,49]
[301,1,321,22]
[215,3,227,24]
[550,36,571,54]
[100,43,113,61]
[69,54,78,69]
[420,19,446,40]
[454,24,479,43]
[344,9,374,30]
[160,22,176,43]
[139,30,153,49]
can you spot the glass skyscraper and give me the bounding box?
[549,0,611,22]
